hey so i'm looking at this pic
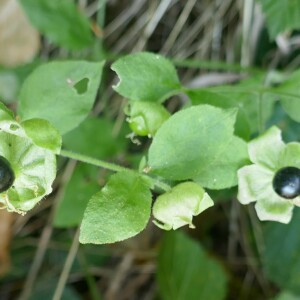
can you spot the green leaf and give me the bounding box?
[148,105,249,189]
[273,70,300,122]
[54,164,100,228]
[63,116,127,159]
[18,0,94,49]
[263,208,300,294]
[153,182,213,230]
[18,60,104,135]
[22,118,62,153]
[111,52,181,102]
[79,170,152,244]
[157,231,227,300]
[258,0,300,39]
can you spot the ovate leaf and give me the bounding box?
[79,171,152,244]
[258,0,300,39]
[148,105,249,189]
[157,231,227,300]
[111,52,181,102]
[18,0,94,49]
[18,60,104,135]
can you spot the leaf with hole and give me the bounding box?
[18,60,104,135]
[112,52,181,103]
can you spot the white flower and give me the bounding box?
[237,126,300,223]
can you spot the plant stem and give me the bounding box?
[59,149,171,192]
[60,149,128,173]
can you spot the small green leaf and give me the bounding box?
[18,60,104,135]
[63,116,128,159]
[258,0,300,39]
[18,0,94,49]
[157,231,227,300]
[126,101,170,137]
[79,170,152,244]
[148,105,249,189]
[153,182,213,230]
[54,164,99,228]
[22,118,62,153]
[111,52,181,102]
[263,208,300,294]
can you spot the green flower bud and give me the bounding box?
[153,182,213,230]
[125,102,170,137]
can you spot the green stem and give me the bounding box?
[59,149,171,192]
[60,149,127,173]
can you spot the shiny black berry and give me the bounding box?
[0,156,14,193]
[272,167,300,199]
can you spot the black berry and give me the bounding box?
[0,156,14,193]
[272,167,300,199]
